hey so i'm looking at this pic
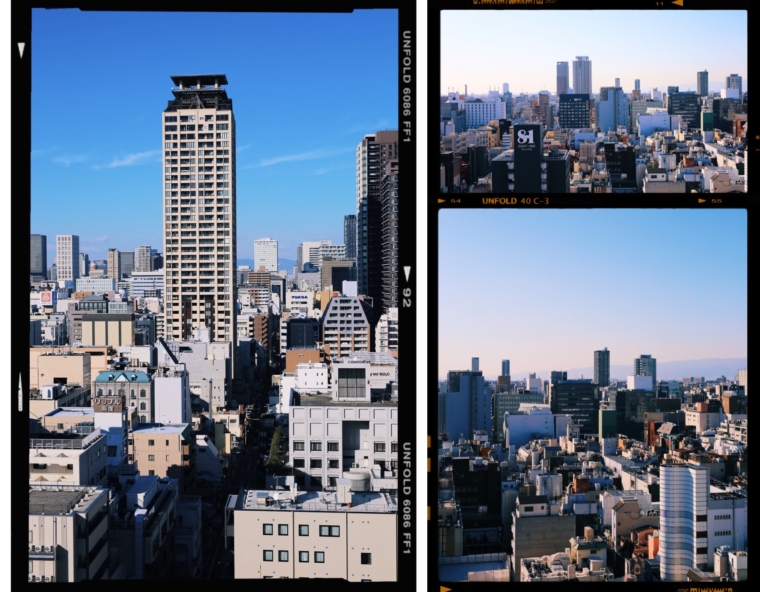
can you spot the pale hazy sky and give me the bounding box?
[441,11,747,95]
[438,209,747,379]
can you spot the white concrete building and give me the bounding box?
[154,366,192,425]
[464,98,507,129]
[627,375,653,391]
[75,277,116,294]
[286,291,315,317]
[131,271,164,299]
[29,428,108,487]
[295,363,330,392]
[29,485,110,582]
[503,407,572,450]
[56,235,79,282]
[227,488,397,581]
[254,238,278,272]
[376,307,398,353]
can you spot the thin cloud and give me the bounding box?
[52,154,88,167]
[250,147,353,168]
[344,119,392,135]
[81,235,109,244]
[94,150,161,169]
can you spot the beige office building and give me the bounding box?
[81,313,135,348]
[30,347,112,389]
[162,74,236,354]
[128,423,196,493]
[28,485,110,582]
[227,488,397,581]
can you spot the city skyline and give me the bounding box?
[438,209,747,379]
[31,9,398,265]
[441,11,747,95]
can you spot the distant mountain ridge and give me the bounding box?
[237,258,297,272]
[490,358,747,383]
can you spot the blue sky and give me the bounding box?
[441,11,747,95]
[438,209,747,378]
[31,9,398,265]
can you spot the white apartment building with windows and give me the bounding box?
[56,235,79,282]
[227,488,397,581]
[162,74,236,354]
[134,246,153,273]
[463,97,507,129]
[254,238,278,272]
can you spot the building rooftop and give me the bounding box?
[43,407,95,419]
[236,489,397,513]
[129,423,188,435]
[337,352,398,365]
[170,74,228,87]
[293,392,397,407]
[29,486,104,515]
[95,370,151,383]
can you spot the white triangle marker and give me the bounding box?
[403,266,411,281]
[18,43,25,58]
[18,373,23,411]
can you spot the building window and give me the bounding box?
[523,506,534,512]
[310,442,322,452]
[130,390,136,399]
[328,459,340,469]
[140,389,146,397]
[310,459,322,469]
[299,525,308,536]
[263,550,273,561]
[140,416,146,423]
[148,440,155,446]
[374,442,386,453]
[391,442,398,452]
[279,524,288,536]
[315,551,325,563]
[279,551,288,562]
[320,525,339,537]
[263,524,273,535]
[696,515,707,522]
[148,470,155,476]
[140,403,146,411]
[361,553,372,565]
[299,551,309,563]
[293,442,305,451]
[311,476,322,488]
[148,455,155,461]
[293,459,305,468]
[326,441,339,451]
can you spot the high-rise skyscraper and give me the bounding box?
[356,130,398,326]
[162,74,236,347]
[344,214,357,259]
[56,235,79,282]
[594,347,610,387]
[615,77,620,88]
[471,358,479,373]
[558,94,590,128]
[572,56,592,96]
[595,87,629,133]
[380,159,399,313]
[30,234,47,280]
[634,354,657,392]
[254,238,278,272]
[660,464,710,580]
[726,74,742,99]
[121,251,135,278]
[107,248,121,280]
[634,79,641,91]
[79,253,90,278]
[135,246,153,273]
[556,62,569,96]
[501,360,510,376]
[697,70,709,97]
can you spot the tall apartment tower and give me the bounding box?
[594,347,610,387]
[55,235,79,282]
[380,159,399,313]
[634,79,641,91]
[107,248,121,280]
[660,464,710,580]
[253,238,278,272]
[344,214,357,259]
[697,70,709,97]
[634,354,657,392]
[501,360,510,376]
[573,56,592,96]
[30,234,47,280]
[725,74,742,98]
[135,245,153,273]
[162,74,237,350]
[355,130,398,326]
[471,357,479,373]
[556,62,569,96]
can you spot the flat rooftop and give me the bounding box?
[43,407,95,418]
[129,423,188,435]
[237,489,397,514]
[337,352,398,366]
[171,74,228,86]
[29,486,104,515]
[293,392,397,407]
